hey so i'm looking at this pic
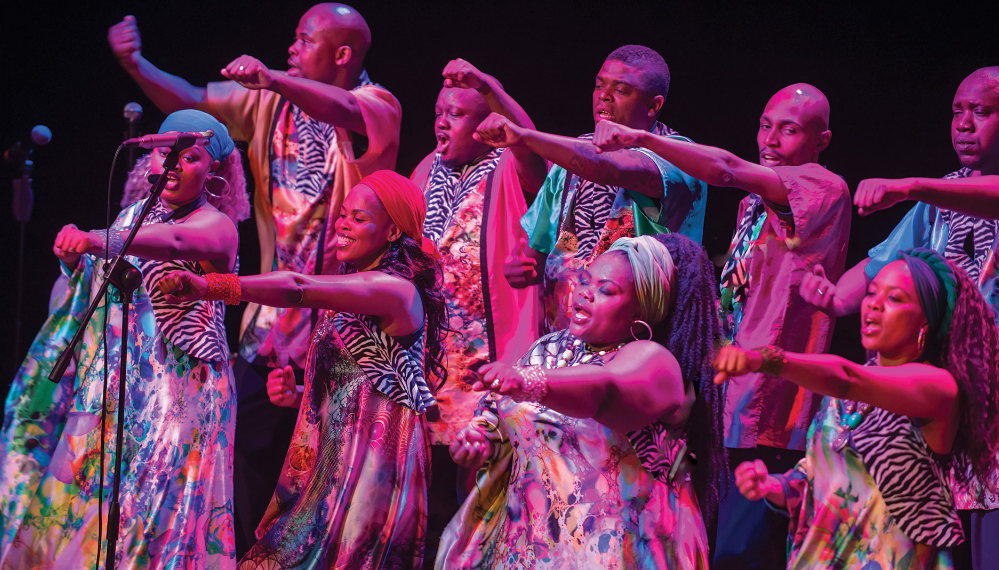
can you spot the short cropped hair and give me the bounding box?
[606,45,670,99]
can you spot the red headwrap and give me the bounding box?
[354,170,439,257]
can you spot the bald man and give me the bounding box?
[109,4,402,556]
[802,67,999,570]
[595,83,852,569]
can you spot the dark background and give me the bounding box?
[2,0,998,379]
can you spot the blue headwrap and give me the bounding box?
[158,109,234,162]
[896,248,957,340]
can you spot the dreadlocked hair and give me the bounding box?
[935,260,999,493]
[339,234,448,389]
[650,232,728,523]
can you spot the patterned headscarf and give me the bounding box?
[158,109,234,162]
[896,248,957,340]
[607,236,676,326]
[355,170,438,257]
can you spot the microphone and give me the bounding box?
[3,125,52,163]
[123,130,214,150]
[123,102,143,125]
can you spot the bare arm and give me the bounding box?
[119,210,238,269]
[108,16,207,112]
[478,341,686,433]
[592,121,790,206]
[475,117,665,198]
[221,56,366,134]
[442,59,548,193]
[856,176,999,218]
[799,259,872,317]
[713,346,959,421]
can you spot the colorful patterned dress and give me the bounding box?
[0,198,237,568]
[436,329,708,570]
[238,309,432,570]
[774,397,956,569]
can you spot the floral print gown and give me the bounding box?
[0,199,237,569]
[436,330,708,570]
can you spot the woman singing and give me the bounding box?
[0,109,249,567]
[714,249,999,569]
[437,234,726,569]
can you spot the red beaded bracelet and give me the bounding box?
[204,273,241,305]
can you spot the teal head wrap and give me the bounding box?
[607,235,676,326]
[158,109,234,162]
[895,248,957,340]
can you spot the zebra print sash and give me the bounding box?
[849,403,964,547]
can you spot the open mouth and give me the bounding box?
[861,315,881,336]
[436,133,450,154]
[164,174,180,188]
[335,233,356,248]
[595,109,614,121]
[571,302,592,324]
[759,152,782,166]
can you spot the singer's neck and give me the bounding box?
[160,191,204,212]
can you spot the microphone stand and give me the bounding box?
[47,141,189,570]
[12,154,35,372]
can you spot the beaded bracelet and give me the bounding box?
[90,229,125,257]
[755,345,787,377]
[514,365,549,403]
[204,273,241,305]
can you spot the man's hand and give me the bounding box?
[475,113,526,148]
[449,425,493,469]
[503,238,539,288]
[108,16,143,70]
[735,460,783,502]
[592,120,645,153]
[442,58,490,91]
[266,365,299,408]
[855,177,914,216]
[712,345,763,385]
[221,55,278,91]
[799,265,838,314]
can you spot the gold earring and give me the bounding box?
[917,328,926,355]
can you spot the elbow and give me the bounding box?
[706,157,739,187]
[284,276,308,308]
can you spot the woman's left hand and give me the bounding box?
[472,362,525,398]
[221,55,276,90]
[713,345,763,385]
[159,270,208,302]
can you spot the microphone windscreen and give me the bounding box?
[31,125,51,146]
[147,173,160,184]
[124,102,143,121]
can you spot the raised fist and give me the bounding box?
[221,55,277,91]
[108,16,143,69]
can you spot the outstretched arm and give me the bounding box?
[54,210,238,270]
[713,346,958,422]
[108,16,207,112]
[221,56,366,135]
[443,59,548,193]
[475,116,665,198]
[855,176,999,218]
[592,120,790,206]
[475,341,686,433]
[161,269,423,336]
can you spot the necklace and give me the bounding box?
[832,400,873,451]
[553,338,628,368]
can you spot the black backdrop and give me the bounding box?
[2,0,999,379]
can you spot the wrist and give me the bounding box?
[476,75,497,97]
[904,177,925,201]
[753,345,786,376]
[119,52,144,74]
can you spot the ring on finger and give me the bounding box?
[816,288,824,295]
[238,65,245,72]
[491,379,501,390]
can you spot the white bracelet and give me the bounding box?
[90,229,125,257]
[514,365,548,403]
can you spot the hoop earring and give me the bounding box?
[917,327,926,355]
[205,175,231,198]
[630,319,653,341]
